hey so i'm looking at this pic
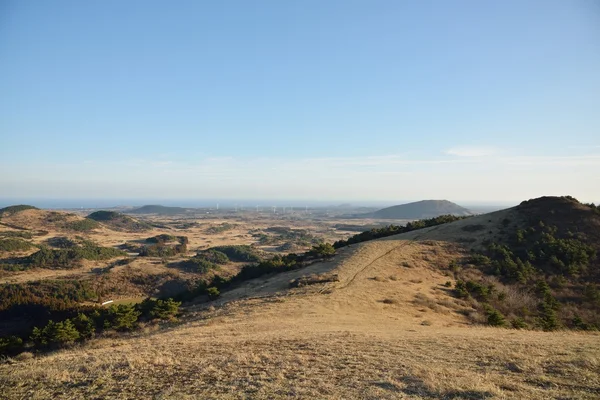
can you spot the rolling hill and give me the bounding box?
[1,196,599,399]
[87,211,151,232]
[127,205,194,215]
[0,207,99,233]
[0,205,39,218]
[368,199,473,219]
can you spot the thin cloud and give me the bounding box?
[445,146,498,157]
[567,145,600,150]
[501,154,600,167]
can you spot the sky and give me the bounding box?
[1,0,599,205]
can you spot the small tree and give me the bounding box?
[51,319,80,344]
[106,304,141,331]
[149,299,182,320]
[31,319,80,347]
[72,313,96,340]
[538,302,560,331]
[310,243,335,258]
[485,306,506,327]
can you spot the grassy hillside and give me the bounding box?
[0,205,39,218]
[370,200,473,219]
[449,196,600,330]
[87,211,151,232]
[1,226,599,399]
[0,208,98,233]
[1,196,599,399]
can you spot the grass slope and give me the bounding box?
[87,211,151,232]
[0,205,39,218]
[2,196,599,399]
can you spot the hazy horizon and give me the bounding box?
[2,1,599,202]
[0,196,538,213]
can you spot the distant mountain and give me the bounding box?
[127,205,193,215]
[368,200,473,219]
[87,210,151,232]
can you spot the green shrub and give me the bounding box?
[0,238,33,252]
[454,280,469,299]
[31,319,80,347]
[310,243,336,258]
[206,287,220,300]
[146,234,177,244]
[511,317,528,329]
[0,231,34,239]
[537,302,560,331]
[209,245,262,262]
[72,313,96,339]
[148,299,181,320]
[485,306,506,327]
[47,236,77,248]
[24,243,127,269]
[105,304,141,331]
[571,314,590,330]
[199,250,230,264]
[333,215,467,248]
[177,256,219,273]
[139,243,187,257]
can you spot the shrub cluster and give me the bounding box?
[454,213,599,330]
[139,236,188,257]
[333,215,467,248]
[139,243,187,257]
[145,234,177,244]
[208,245,262,262]
[24,242,127,269]
[175,243,338,302]
[1,298,181,355]
[0,231,34,239]
[206,223,237,234]
[255,227,323,247]
[0,238,33,252]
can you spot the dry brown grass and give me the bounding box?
[1,212,599,398]
[1,299,598,399]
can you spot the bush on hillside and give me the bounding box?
[30,319,80,347]
[206,287,220,300]
[146,234,177,244]
[309,243,335,258]
[209,245,262,262]
[0,238,33,252]
[148,298,181,320]
[24,243,127,269]
[104,304,141,331]
[333,215,467,249]
[0,231,34,239]
[139,243,187,257]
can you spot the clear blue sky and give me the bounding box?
[1,0,599,203]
